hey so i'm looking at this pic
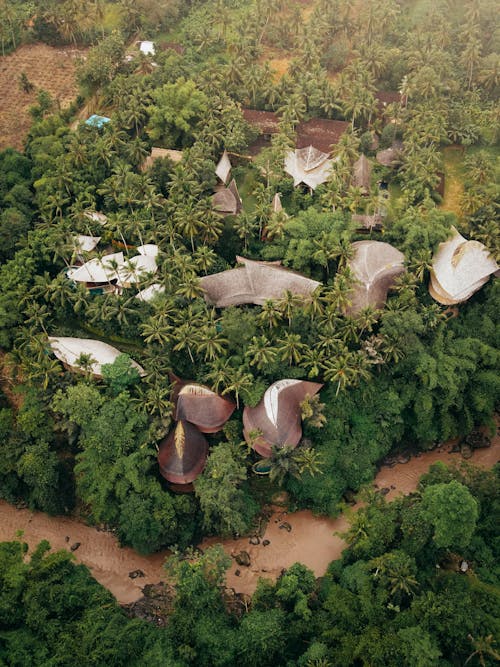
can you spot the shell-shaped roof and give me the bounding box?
[173,381,235,433]
[345,241,405,315]
[212,188,238,214]
[136,244,159,257]
[243,379,323,458]
[158,420,208,485]
[284,147,333,189]
[48,336,145,377]
[73,235,101,253]
[116,254,158,285]
[215,150,232,184]
[429,227,498,304]
[67,252,124,284]
[200,257,321,307]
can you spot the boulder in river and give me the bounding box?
[464,430,491,449]
[249,536,260,545]
[279,521,292,532]
[262,539,270,546]
[234,551,251,567]
[129,570,145,579]
[70,542,81,551]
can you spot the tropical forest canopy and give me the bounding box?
[0,0,498,662]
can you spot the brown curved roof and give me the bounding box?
[242,108,280,134]
[200,257,321,307]
[376,141,404,167]
[212,187,238,215]
[295,118,350,154]
[352,154,371,191]
[345,241,405,316]
[157,420,208,485]
[172,381,235,433]
[243,379,323,458]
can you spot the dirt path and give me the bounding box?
[0,436,497,604]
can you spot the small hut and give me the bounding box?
[243,379,323,458]
[199,256,321,307]
[284,145,333,190]
[376,141,404,168]
[345,241,405,315]
[141,147,183,172]
[157,420,208,485]
[429,227,498,304]
[351,214,383,232]
[212,187,239,215]
[352,154,372,193]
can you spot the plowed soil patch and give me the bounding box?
[0,43,86,151]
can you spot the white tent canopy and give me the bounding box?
[49,336,145,377]
[284,146,334,189]
[215,150,232,184]
[67,252,124,284]
[135,283,165,302]
[116,254,158,285]
[429,227,498,304]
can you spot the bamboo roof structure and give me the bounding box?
[73,235,101,253]
[376,141,404,167]
[352,154,372,192]
[157,420,208,485]
[199,256,321,307]
[141,147,183,171]
[172,381,235,433]
[295,118,350,154]
[116,254,158,286]
[48,336,145,378]
[215,150,232,184]
[67,252,124,284]
[284,145,334,189]
[429,227,498,304]
[351,214,383,231]
[243,379,323,458]
[345,241,405,315]
[211,187,239,215]
[135,283,165,302]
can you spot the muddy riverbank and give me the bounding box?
[0,434,498,603]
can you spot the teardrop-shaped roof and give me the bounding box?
[243,380,323,458]
[173,381,235,433]
[158,420,208,485]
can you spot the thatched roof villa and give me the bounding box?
[172,381,235,433]
[352,154,372,193]
[284,145,334,190]
[199,256,321,307]
[345,241,405,316]
[48,336,145,378]
[157,420,208,485]
[429,227,498,304]
[141,147,183,172]
[243,379,323,458]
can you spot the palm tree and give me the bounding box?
[277,289,302,328]
[245,335,278,371]
[465,635,500,667]
[140,317,172,346]
[277,332,305,366]
[221,367,254,409]
[172,323,198,364]
[194,246,216,274]
[196,326,228,362]
[321,348,370,395]
[258,299,282,330]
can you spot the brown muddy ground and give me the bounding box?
[0,434,498,603]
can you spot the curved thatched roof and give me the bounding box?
[345,241,405,315]
[157,420,208,485]
[135,283,165,302]
[376,141,403,167]
[284,146,333,189]
[173,381,235,433]
[48,336,145,378]
[73,235,101,253]
[199,256,321,307]
[429,227,498,304]
[212,188,238,215]
[351,214,383,231]
[116,254,158,286]
[243,379,323,458]
[215,150,232,184]
[141,147,183,171]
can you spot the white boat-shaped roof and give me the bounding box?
[116,254,158,285]
[284,146,333,189]
[139,40,155,55]
[429,227,498,304]
[49,336,145,377]
[135,283,165,302]
[67,252,124,283]
[73,235,101,253]
[136,244,159,257]
[215,150,232,184]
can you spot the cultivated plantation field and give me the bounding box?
[0,43,86,151]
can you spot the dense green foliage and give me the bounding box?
[0,0,498,565]
[1,463,498,665]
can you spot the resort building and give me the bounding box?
[173,381,235,433]
[48,337,145,378]
[157,420,208,485]
[243,379,323,458]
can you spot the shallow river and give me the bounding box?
[0,436,498,604]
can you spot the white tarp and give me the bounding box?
[49,336,145,377]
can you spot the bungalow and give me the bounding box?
[429,227,498,304]
[284,145,334,190]
[173,380,235,433]
[199,256,321,307]
[243,379,323,458]
[345,241,405,316]
[157,420,208,485]
[48,336,145,378]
